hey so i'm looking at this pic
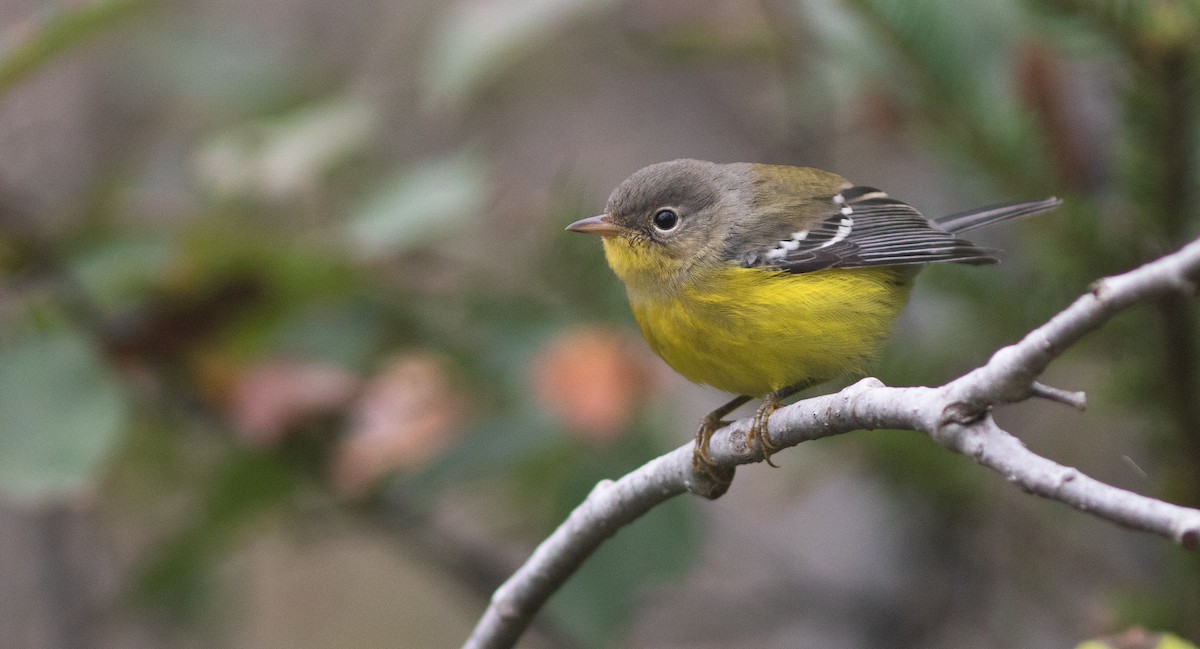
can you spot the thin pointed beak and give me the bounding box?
[565,213,623,236]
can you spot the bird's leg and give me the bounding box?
[749,384,805,467]
[693,394,752,472]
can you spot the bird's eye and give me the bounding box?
[652,208,679,231]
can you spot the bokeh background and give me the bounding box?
[1,0,1198,647]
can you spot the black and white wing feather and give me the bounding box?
[742,187,1059,275]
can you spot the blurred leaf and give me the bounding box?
[424,0,617,108]
[195,96,378,200]
[71,238,174,311]
[0,328,128,502]
[0,0,148,96]
[227,358,359,448]
[334,352,468,497]
[346,150,489,259]
[269,298,394,370]
[530,325,662,442]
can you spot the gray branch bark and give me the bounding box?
[463,236,1200,649]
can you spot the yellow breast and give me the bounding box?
[627,264,913,396]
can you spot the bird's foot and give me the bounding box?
[749,394,782,467]
[688,411,739,496]
[691,412,727,473]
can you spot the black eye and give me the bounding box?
[652,208,679,231]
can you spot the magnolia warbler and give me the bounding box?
[567,159,1060,472]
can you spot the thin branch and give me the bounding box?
[1030,381,1087,410]
[463,236,1200,649]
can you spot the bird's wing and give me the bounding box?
[739,186,999,274]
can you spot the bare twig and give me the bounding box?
[1029,381,1087,410]
[463,236,1200,649]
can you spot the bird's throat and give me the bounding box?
[601,236,688,300]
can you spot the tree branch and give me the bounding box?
[463,236,1200,649]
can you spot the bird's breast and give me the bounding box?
[628,265,913,396]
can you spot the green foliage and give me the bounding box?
[0,327,129,501]
[346,149,490,260]
[70,239,175,312]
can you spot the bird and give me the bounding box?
[567,159,1060,474]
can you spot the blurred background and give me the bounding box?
[1,0,1198,647]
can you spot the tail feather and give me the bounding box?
[936,197,1062,234]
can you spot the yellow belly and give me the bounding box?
[629,265,913,396]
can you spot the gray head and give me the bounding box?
[595,159,748,261]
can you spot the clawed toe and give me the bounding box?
[750,397,782,467]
